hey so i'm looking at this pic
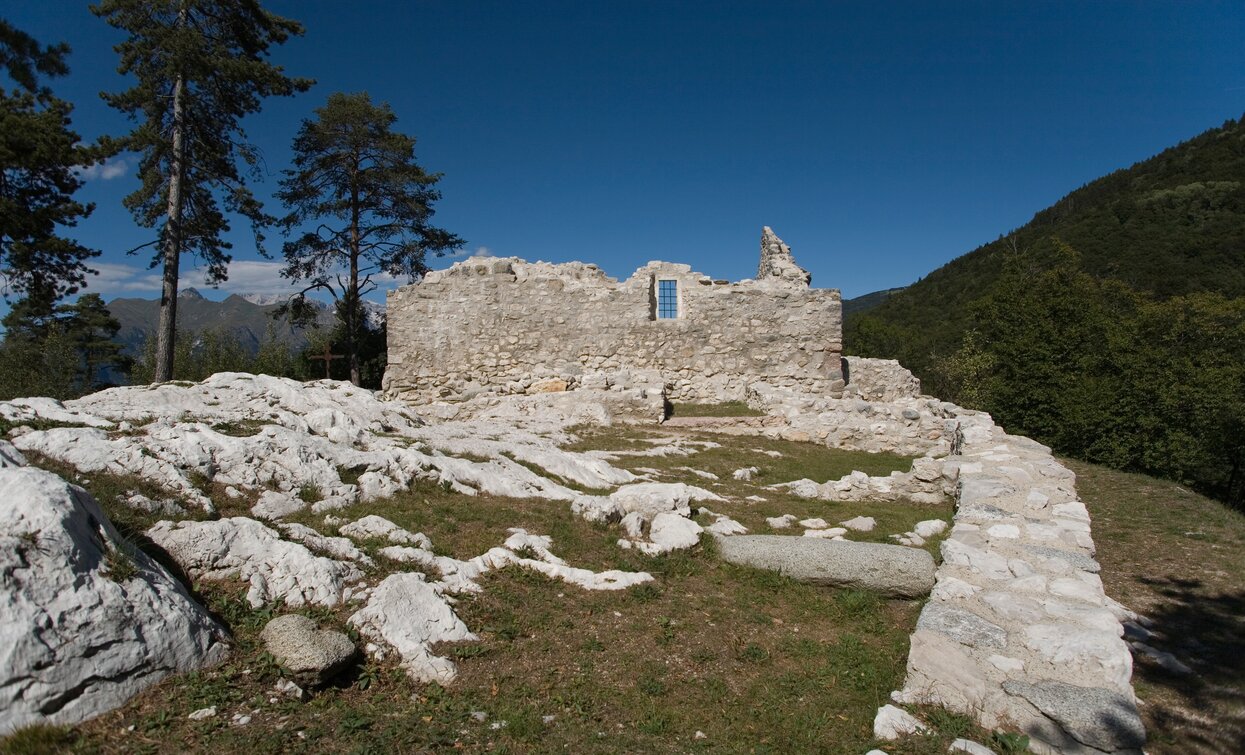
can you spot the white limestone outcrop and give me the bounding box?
[146,517,364,608]
[0,467,227,735]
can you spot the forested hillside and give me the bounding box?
[846,115,1245,508]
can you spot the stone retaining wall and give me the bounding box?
[895,410,1145,754]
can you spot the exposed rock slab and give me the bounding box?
[347,573,477,683]
[0,467,226,735]
[715,535,936,597]
[146,517,363,608]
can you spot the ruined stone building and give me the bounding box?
[382,228,844,404]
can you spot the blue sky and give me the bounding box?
[4,0,1244,306]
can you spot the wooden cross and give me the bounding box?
[308,343,344,379]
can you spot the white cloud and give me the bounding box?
[86,262,164,294]
[445,245,493,261]
[179,260,296,295]
[80,257,427,305]
[74,155,130,181]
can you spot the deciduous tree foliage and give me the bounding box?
[92,0,312,382]
[930,243,1245,508]
[0,19,101,306]
[849,115,1245,508]
[276,92,462,386]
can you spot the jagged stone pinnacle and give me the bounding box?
[757,226,812,286]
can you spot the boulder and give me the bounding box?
[608,482,721,519]
[0,467,227,734]
[259,615,356,685]
[715,535,936,597]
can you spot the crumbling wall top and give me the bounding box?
[756,226,813,286]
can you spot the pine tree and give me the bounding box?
[92,0,313,382]
[0,20,102,304]
[276,92,462,386]
[60,293,129,390]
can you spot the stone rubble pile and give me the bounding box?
[768,455,953,506]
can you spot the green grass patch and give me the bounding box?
[667,400,764,418]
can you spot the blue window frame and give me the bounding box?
[657,279,678,319]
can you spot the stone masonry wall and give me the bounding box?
[383,238,843,404]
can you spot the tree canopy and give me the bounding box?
[0,19,101,307]
[92,0,312,381]
[276,91,462,385]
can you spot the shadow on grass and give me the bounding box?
[1131,575,1245,753]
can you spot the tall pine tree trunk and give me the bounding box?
[154,13,187,383]
[348,195,361,386]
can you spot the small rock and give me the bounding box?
[260,615,357,685]
[274,678,310,702]
[840,516,876,532]
[873,704,927,740]
[694,730,707,739]
[470,711,488,722]
[798,517,828,529]
[949,738,997,755]
[913,519,948,538]
[732,466,759,481]
[188,706,217,721]
[766,514,797,529]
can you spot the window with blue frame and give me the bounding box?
[656,279,678,319]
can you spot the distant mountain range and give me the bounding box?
[105,288,383,357]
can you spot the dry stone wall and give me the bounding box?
[383,230,842,404]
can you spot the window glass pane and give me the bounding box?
[657,280,678,319]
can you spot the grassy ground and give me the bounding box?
[1070,459,1245,755]
[3,424,981,754]
[666,401,764,418]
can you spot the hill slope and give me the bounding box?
[846,115,1245,507]
[847,114,1245,375]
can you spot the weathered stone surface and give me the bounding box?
[897,409,1143,753]
[715,535,936,597]
[608,482,721,519]
[756,226,812,285]
[948,738,997,755]
[383,229,842,404]
[0,467,227,735]
[146,517,363,608]
[840,515,876,532]
[873,704,927,739]
[637,512,703,555]
[260,615,356,685]
[1003,680,1146,752]
[916,603,1007,649]
[347,573,477,683]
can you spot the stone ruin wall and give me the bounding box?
[383,229,843,405]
